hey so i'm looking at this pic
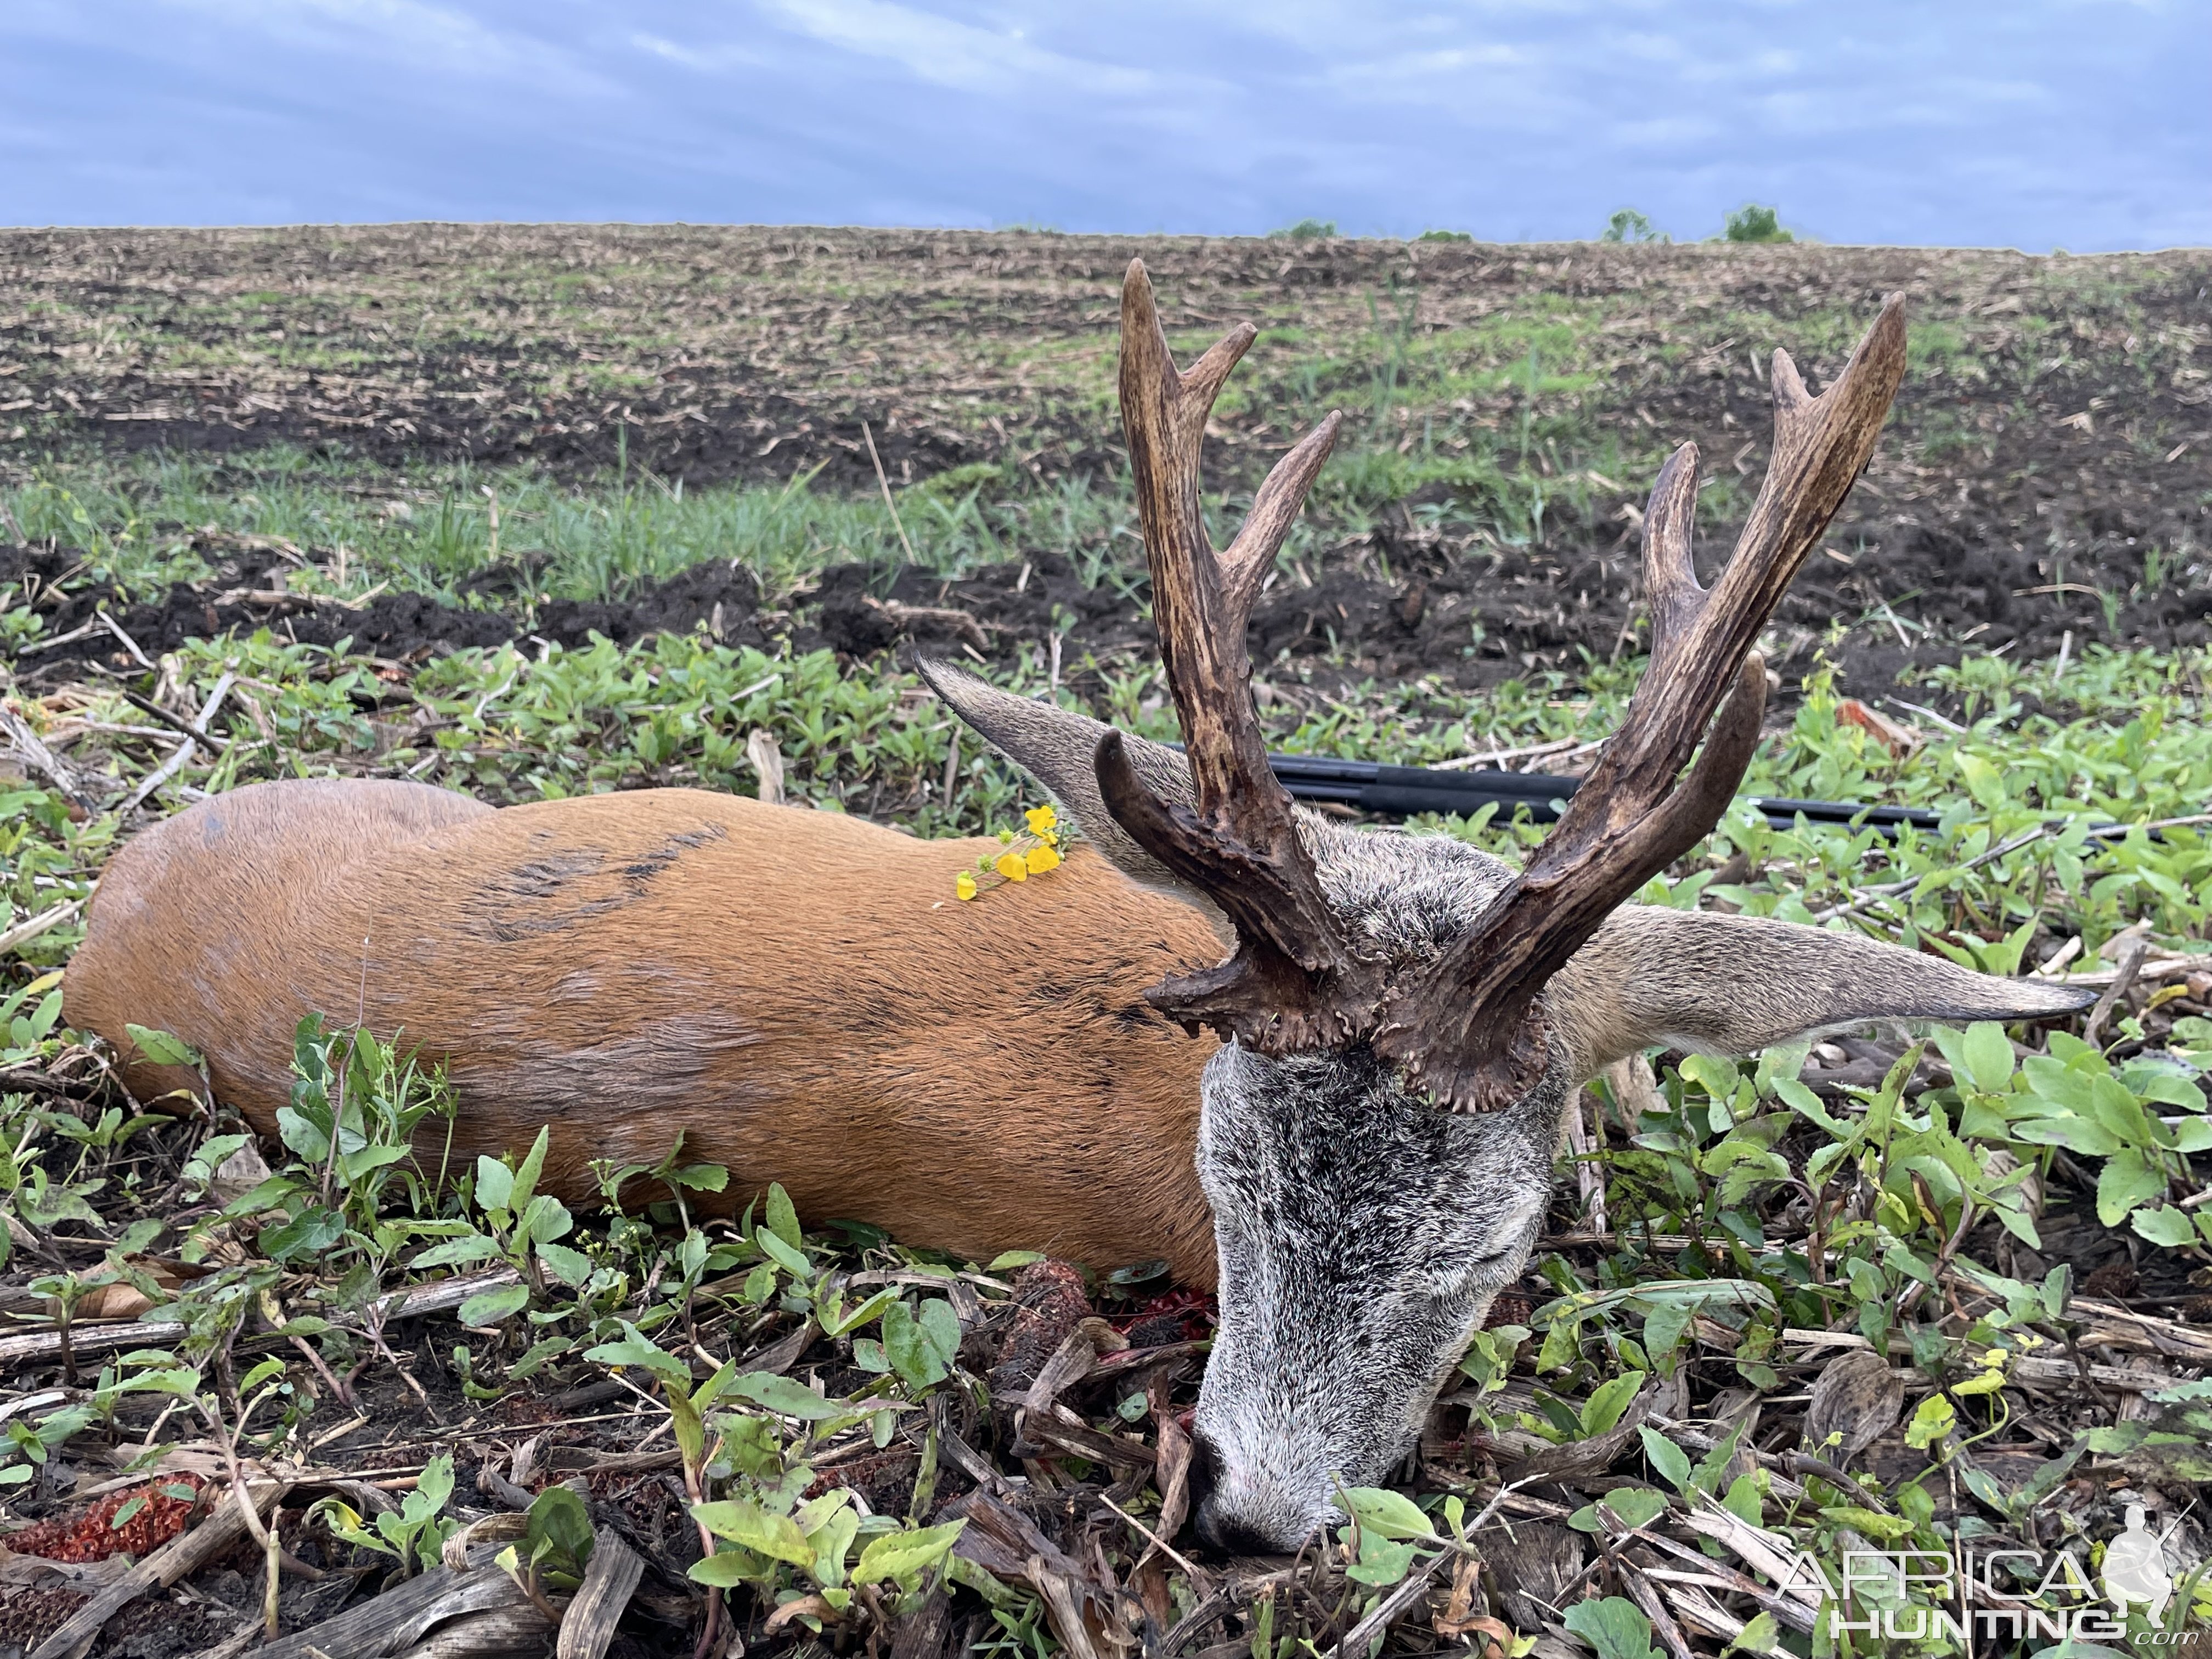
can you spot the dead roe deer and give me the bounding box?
[66,262,2091,1550]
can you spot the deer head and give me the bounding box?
[924,262,2093,1552]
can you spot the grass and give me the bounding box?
[1,420,1673,619]
[5,225,2212,1656]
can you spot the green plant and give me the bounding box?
[1723,205,1793,244]
[268,1015,459,1249]
[1334,1485,1440,1586]
[409,1126,592,1319]
[495,1486,596,1620]
[578,1320,964,1636]
[1270,218,1338,240]
[1929,1023,2211,1245]
[312,1452,461,1576]
[1601,209,1665,244]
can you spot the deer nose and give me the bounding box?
[1193,1495,1282,1558]
[1187,1429,1307,1556]
[1185,1426,1219,1518]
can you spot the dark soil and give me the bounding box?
[4,538,767,673]
[5,228,2210,704]
[13,478,2211,712]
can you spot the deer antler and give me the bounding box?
[1099,257,1908,1112]
[1374,295,1910,1109]
[1093,260,1387,1048]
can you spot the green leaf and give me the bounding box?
[1600,1487,1667,1529]
[881,1301,947,1391]
[730,1370,855,1421]
[670,1387,705,1473]
[582,1325,693,1383]
[2131,1205,2198,1247]
[183,1133,249,1180]
[1723,1611,1781,1656]
[125,1024,201,1068]
[1640,1301,1691,1373]
[1904,1394,1956,1449]
[853,1520,967,1589]
[274,1107,331,1164]
[2097,1148,2168,1227]
[1579,1372,1646,1437]
[755,1227,811,1277]
[415,1453,455,1517]
[1721,1472,1763,1527]
[690,1547,769,1587]
[458,1283,532,1327]
[1345,1533,1419,1584]
[1638,1426,1692,1493]
[518,1194,573,1252]
[536,1241,592,1288]
[1960,1022,2017,1093]
[409,1234,502,1271]
[917,1299,961,1370]
[259,1206,345,1262]
[820,1288,898,1340]
[985,1250,1046,1272]
[239,1356,287,1393]
[1821,1505,1915,1542]
[692,1499,814,1566]
[805,1500,861,1589]
[2010,1111,2122,1157]
[474,1155,513,1214]
[1562,1596,1659,1659]
[509,1336,574,1381]
[340,1144,413,1183]
[1336,1486,1436,1541]
[524,1486,594,1575]
[509,1127,550,1217]
[1774,1077,1850,1138]
[764,1182,803,1251]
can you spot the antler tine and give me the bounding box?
[1376,295,1909,1112]
[1096,260,1379,1048]
[1116,259,1342,822]
[1638,444,1705,669]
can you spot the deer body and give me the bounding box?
[66,778,1223,1283]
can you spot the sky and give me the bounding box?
[2,1,2205,250]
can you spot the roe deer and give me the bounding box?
[65,261,2092,1552]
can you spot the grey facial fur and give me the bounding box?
[1193,1041,1564,1550]
[1188,823,1570,1553]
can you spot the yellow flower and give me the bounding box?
[954,870,978,901]
[994,851,1028,882]
[1025,843,1061,875]
[1024,805,1058,837]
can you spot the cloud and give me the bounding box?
[0,0,2203,249]
[757,0,1161,96]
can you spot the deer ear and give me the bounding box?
[917,658,1228,931]
[1546,906,2097,1081]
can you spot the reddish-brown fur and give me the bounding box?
[65,779,1226,1284]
